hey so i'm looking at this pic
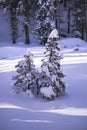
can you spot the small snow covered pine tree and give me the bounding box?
[12,50,39,95]
[41,29,65,98]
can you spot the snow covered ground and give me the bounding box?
[0,37,87,130]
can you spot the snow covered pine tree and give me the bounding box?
[12,50,39,95]
[12,29,65,100]
[40,29,65,100]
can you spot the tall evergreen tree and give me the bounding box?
[41,29,65,97]
[34,0,52,44]
[34,0,60,44]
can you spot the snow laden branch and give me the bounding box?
[12,29,65,100]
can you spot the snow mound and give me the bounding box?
[60,38,87,48]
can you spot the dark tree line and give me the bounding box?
[0,0,87,44]
[0,0,37,44]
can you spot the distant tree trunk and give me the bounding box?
[64,0,67,7]
[84,0,87,41]
[23,0,30,44]
[54,1,58,29]
[81,19,84,39]
[67,6,70,34]
[53,0,60,36]
[10,8,18,44]
[55,18,58,29]
[24,24,30,44]
[85,25,87,42]
[12,31,16,44]
[9,0,18,44]
[17,0,30,44]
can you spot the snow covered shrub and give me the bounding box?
[12,50,39,95]
[40,29,65,99]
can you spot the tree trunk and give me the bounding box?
[81,19,84,39]
[64,0,67,7]
[84,0,87,41]
[67,6,70,34]
[12,31,16,43]
[10,6,18,44]
[55,18,58,29]
[24,24,30,44]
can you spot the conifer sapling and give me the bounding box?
[12,50,38,94]
[41,29,65,98]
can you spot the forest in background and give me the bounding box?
[0,0,87,44]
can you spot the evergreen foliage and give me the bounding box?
[0,0,87,42]
[12,29,65,100]
[33,0,57,44]
[12,50,39,94]
[41,29,65,98]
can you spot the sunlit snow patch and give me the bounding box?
[40,107,87,116]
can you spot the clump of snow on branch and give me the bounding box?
[40,86,56,100]
[48,28,59,39]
